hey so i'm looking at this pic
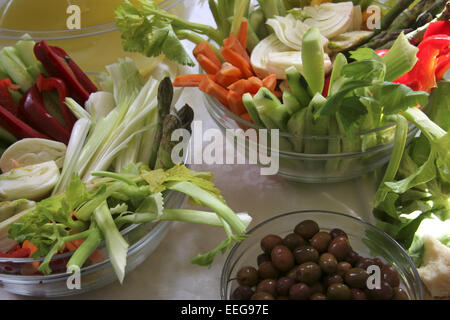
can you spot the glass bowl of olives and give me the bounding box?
[221,210,424,300]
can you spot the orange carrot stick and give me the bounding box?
[197,54,221,75]
[193,42,221,68]
[215,64,243,87]
[221,47,253,78]
[241,112,253,123]
[173,74,207,87]
[223,34,250,63]
[228,78,262,95]
[227,90,246,115]
[262,74,277,93]
[238,20,249,50]
[199,76,230,108]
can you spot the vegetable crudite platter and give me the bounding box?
[0,28,253,296]
[113,0,450,300]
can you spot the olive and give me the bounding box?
[393,287,409,300]
[293,245,319,264]
[310,232,332,253]
[271,245,295,272]
[327,283,352,300]
[327,236,352,261]
[344,268,369,289]
[282,233,306,251]
[367,281,394,300]
[276,277,295,296]
[330,228,348,239]
[251,292,274,300]
[336,261,352,277]
[355,257,375,270]
[310,293,327,300]
[382,264,400,288]
[319,253,338,274]
[231,286,254,300]
[237,266,258,287]
[351,288,367,300]
[323,274,343,288]
[373,257,385,268]
[345,250,360,266]
[289,283,310,300]
[297,262,322,285]
[261,234,283,254]
[256,279,277,297]
[258,261,280,279]
[309,282,324,295]
[294,220,319,239]
[257,253,271,266]
[285,266,299,281]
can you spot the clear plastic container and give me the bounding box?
[0,190,186,297]
[221,210,424,300]
[0,0,192,73]
[204,93,418,183]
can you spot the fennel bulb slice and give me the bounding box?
[250,34,291,79]
[303,2,354,38]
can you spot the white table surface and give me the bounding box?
[0,1,379,300]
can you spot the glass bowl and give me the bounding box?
[204,93,418,183]
[0,190,186,297]
[0,0,192,73]
[221,210,424,300]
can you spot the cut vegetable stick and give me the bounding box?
[241,112,253,123]
[262,74,277,92]
[197,53,221,75]
[227,90,247,115]
[214,64,243,87]
[228,78,262,95]
[238,20,249,50]
[223,34,250,63]
[248,76,263,88]
[173,74,207,87]
[193,42,222,68]
[199,76,230,108]
[221,47,254,78]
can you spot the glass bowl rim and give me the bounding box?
[0,0,183,40]
[220,209,424,300]
[203,92,418,159]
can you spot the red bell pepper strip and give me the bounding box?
[423,21,450,38]
[0,79,20,115]
[37,73,76,130]
[0,248,30,258]
[0,105,49,140]
[435,47,450,81]
[19,85,71,144]
[33,41,97,104]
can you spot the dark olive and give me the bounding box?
[271,245,295,272]
[309,282,324,295]
[231,286,254,300]
[256,279,277,296]
[276,277,295,296]
[258,261,280,279]
[293,245,319,264]
[237,266,259,287]
[294,220,319,239]
[330,228,348,239]
[323,274,343,288]
[355,257,375,270]
[310,232,332,253]
[367,281,394,300]
[251,292,274,300]
[282,233,306,251]
[285,266,299,281]
[257,253,271,266]
[319,253,338,274]
[382,264,400,288]
[297,262,322,285]
[345,250,360,266]
[327,236,352,261]
[351,288,367,300]
[260,234,283,254]
[344,268,369,289]
[373,257,384,268]
[336,261,352,277]
[310,293,327,300]
[393,287,409,300]
[327,283,352,300]
[289,283,310,300]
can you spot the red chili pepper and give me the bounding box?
[0,104,49,140]
[37,73,76,130]
[33,41,97,104]
[0,78,20,115]
[19,85,71,144]
[0,248,31,258]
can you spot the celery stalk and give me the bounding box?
[382,33,419,82]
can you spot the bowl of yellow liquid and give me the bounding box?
[0,0,192,74]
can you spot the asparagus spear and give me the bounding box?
[177,104,194,133]
[149,77,173,169]
[155,113,183,170]
[414,0,447,28]
[379,0,416,32]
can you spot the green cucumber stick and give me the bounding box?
[283,90,302,115]
[335,113,360,172]
[242,93,265,127]
[302,27,325,95]
[0,46,34,92]
[249,9,269,39]
[325,115,341,173]
[253,87,290,131]
[328,53,347,96]
[286,108,307,153]
[285,66,311,108]
[303,93,329,155]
